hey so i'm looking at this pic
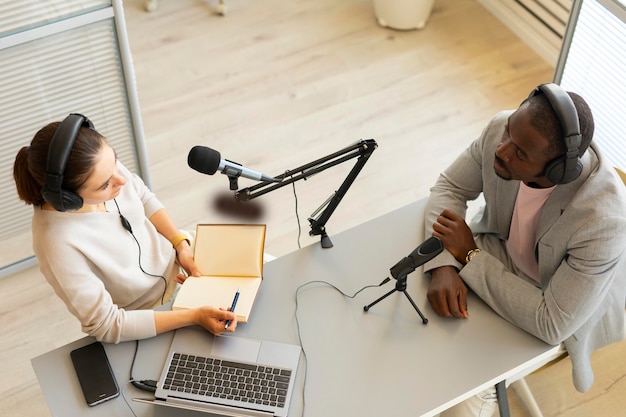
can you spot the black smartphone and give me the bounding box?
[70,342,120,406]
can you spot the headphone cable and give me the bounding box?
[113,199,167,304]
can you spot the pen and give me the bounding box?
[224,288,240,329]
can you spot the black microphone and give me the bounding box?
[388,236,444,281]
[187,146,280,184]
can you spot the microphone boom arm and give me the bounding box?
[234,139,377,248]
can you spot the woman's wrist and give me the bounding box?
[190,308,202,326]
[154,309,198,334]
[174,239,193,262]
[169,232,190,249]
[174,239,191,252]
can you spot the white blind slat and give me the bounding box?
[478,0,573,62]
[518,0,572,35]
[556,0,626,171]
[0,0,110,36]
[0,1,146,274]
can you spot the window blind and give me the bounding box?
[478,0,573,63]
[0,0,108,35]
[554,0,626,171]
[0,0,149,277]
[517,0,572,36]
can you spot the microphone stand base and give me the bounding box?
[320,232,334,249]
[363,276,428,324]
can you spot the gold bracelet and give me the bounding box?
[170,233,190,249]
[465,248,481,264]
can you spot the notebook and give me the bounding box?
[134,326,301,417]
[172,224,266,323]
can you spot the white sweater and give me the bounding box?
[33,162,178,343]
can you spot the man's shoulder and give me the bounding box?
[478,110,514,143]
[573,160,626,215]
[489,110,514,125]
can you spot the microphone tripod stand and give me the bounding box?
[363,236,444,324]
[363,273,428,324]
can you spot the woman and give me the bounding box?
[13,114,236,343]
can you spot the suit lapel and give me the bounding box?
[536,150,593,242]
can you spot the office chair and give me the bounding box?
[145,0,227,15]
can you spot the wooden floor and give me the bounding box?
[2,0,624,416]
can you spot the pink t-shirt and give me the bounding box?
[506,182,556,284]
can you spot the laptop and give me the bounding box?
[135,326,301,417]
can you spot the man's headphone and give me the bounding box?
[528,83,583,185]
[41,113,95,212]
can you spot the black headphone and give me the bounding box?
[41,113,95,212]
[528,83,583,185]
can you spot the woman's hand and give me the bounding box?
[154,306,237,336]
[174,240,200,283]
[194,306,238,335]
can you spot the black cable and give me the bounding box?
[290,172,302,249]
[127,230,168,305]
[113,199,167,304]
[117,342,156,417]
[120,380,140,417]
[129,339,158,393]
[294,278,389,417]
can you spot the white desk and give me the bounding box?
[32,199,559,416]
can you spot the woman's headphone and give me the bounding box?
[40,113,95,211]
[529,83,583,185]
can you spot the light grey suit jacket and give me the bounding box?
[424,111,626,392]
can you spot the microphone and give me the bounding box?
[366,236,443,323]
[187,146,280,186]
[388,236,443,281]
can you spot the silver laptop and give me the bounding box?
[135,326,301,417]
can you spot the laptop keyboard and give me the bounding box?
[163,352,292,408]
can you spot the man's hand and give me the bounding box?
[427,266,469,318]
[432,209,477,264]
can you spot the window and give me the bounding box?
[554,0,626,171]
[0,0,149,276]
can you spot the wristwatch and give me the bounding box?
[465,248,481,264]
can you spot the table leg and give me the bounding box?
[496,381,510,417]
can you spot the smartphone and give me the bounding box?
[70,342,120,406]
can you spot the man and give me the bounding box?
[423,83,626,416]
